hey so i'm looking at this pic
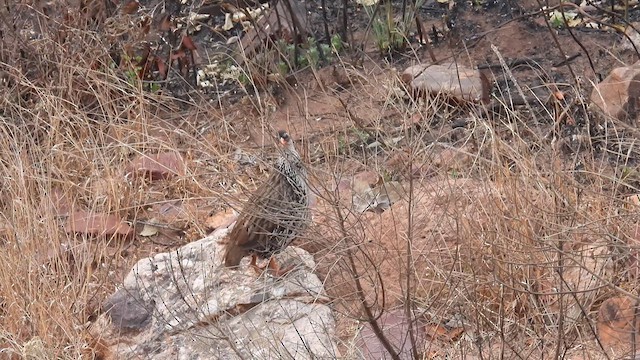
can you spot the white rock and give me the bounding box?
[92,228,339,359]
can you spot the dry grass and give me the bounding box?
[0,1,638,359]
[299,54,639,358]
[0,4,228,358]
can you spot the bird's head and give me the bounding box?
[277,130,292,148]
[276,130,302,166]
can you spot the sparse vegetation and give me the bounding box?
[363,0,424,55]
[1,0,640,359]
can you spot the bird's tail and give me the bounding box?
[223,244,245,267]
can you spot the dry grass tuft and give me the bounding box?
[0,3,231,357]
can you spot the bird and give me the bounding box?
[223,130,310,275]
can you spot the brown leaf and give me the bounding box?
[625,194,640,211]
[158,14,173,32]
[424,323,464,342]
[127,152,186,180]
[170,50,186,61]
[181,36,197,51]
[156,57,168,78]
[139,17,151,36]
[66,211,133,238]
[120,0,139,15]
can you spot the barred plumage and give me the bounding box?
[223,130,310,272]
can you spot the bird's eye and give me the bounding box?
[277,130,289,141]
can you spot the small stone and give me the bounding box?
[590,61,640,125]
[597,296,640,353]
[620,22,640,52]
[103,289,153,332]
[401,63,490,104]
[126,152,186,180]
[355,309,426,360]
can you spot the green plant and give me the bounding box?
[146,82,161,92]
[330,33,344,54]
[352,128,370,144]
[121,54,162,92]
[273,36,343,73]
[122,54,143,87]
[548,9,579,28]
[363,0,424,55]
[337,135,347,154]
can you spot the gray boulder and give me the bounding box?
[91,228,339,359]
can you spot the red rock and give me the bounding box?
[355,309,426,360]
[597,296,640,354]
[402,63,490,104]
[66,211,133,238]
[127,152,186,180]
[591,62,640,124]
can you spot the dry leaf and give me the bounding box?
[223,13,234,31]
[171,50,186,61]
[139,219,159,237]
[626,194,640,208]
[181,36,197,51]
[158,14,173,31]
[120,0,139,14]
[424,323,464,342]
[156,57,167,78]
